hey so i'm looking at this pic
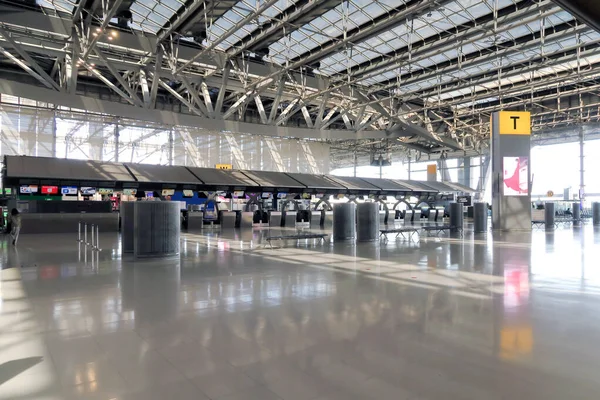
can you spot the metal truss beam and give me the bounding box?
[149,47,163,109]
[214,64,230,117]
[139,70,151,107]
[305,0,558,103]
[0,26,60,91]
[81,0,124,60]
[254,95,268,124]
[227,0,338,59]
[354,0,557,83]
[374,23,590,94]
[156,0,207,43]
[200,80,214,117]
[82,62,139,106]
[290,0,455,66]
[93,49,144,107]
[180,76,209,116]
[0,8,331,105]
[151,73,207,118]
[175,0,281,73]
[268,78,285,124]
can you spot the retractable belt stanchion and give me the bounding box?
[77,221,82,242]
[91,224,95,249]
[84,223,88,246]
[96,225,101,252]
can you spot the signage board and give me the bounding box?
[215,164,233,170]
[498,111,531,135]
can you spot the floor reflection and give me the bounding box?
[1,225,600,399]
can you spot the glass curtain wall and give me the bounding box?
[0,95,331,174]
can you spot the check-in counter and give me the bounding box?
[323,211,334,229]
[20,212,119,234]
[412,209,422,222]
[379,211,387,226]
[428,209,437,222]
[220,211,237,229]
[283,211,297,228]
[310,210,323,228]
[240,212,254,228]
[268,211,282,227]
[187,213,205,231]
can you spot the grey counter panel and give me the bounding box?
[186,168,258,187]
[284,173,345,190]
[5,155,132,182]
[187,213,205,231]
[241,170,306,189]
[124,163,200,184]
[20,213,119,234]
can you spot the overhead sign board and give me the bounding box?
[215,164,232,170]
[498,111,531,135]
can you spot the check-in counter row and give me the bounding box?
[186,210,333,230]
[19,213,119,234]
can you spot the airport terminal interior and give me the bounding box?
[3,0,600,399]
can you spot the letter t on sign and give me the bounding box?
[510,116,520,130]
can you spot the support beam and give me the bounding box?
[149,47,163,109]
[93,49,144,107]
[180,76,209,117]
[0,27,60,91]
[151,73,207,118]
[254,95,268,124]
[82,62,139,106]
[139,70,151,107]
[301,106,314,128]
[200,80,214,117]
[214,65,230,117]
[275,99,300,126]
[268,78,285,124]
[314,92,330,129]
[67,27,80,94]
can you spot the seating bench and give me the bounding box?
[265,233,328,248]
[379,228,420,242]
[421,225,463,237]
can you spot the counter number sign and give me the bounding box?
[498,111,531,135]
[215,164,233,170]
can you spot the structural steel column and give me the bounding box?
[114,121,120,162]
[580,126,585,208]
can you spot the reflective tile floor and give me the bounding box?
[2,224,600,399]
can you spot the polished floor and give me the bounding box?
[2,223,600,400]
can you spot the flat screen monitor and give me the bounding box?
[182,190,194,198]
[98,188,114,195]
[4,188,12,195]
[41,186,59,195]
[122,189,136,195]
[146,191,154,198]
[261,192,272,199]
[277,193,287,199]
[233,191,245,198]
[161,189,175,196]
[80,187,96,195]
[315,193,325,199]
[301,193,311,200]
[20,185,38,194]
[61,186,78,195]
